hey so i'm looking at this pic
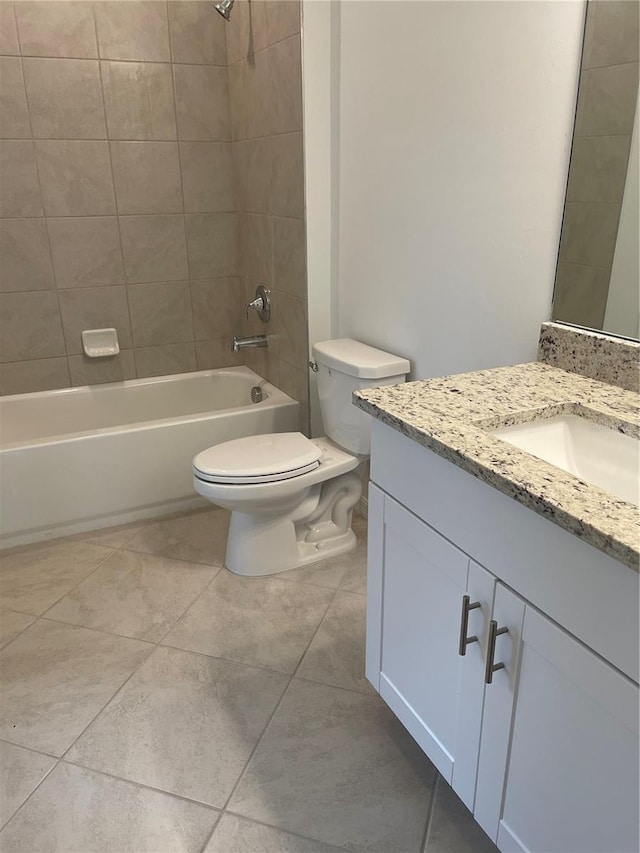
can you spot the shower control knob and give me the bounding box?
[244,285,271,323]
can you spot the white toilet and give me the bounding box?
[193,339,410,576]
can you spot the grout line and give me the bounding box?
[421,772,441,853]
[0,754,60,832]
[221,811,352,852]
[57,640,157,762]
[35,545,123,621]
[214,580,340,821]
[0,737,59,761]
[60,757,223,813]
[93,4,137,381]
[13,54,228,68]
[226,30,302,69]
[0,613,38,653]
[14,28,72,385]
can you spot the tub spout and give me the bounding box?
[232,335,268,352]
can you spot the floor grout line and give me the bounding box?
[1,509,393,851]
[60,757,222,813]
[203,584,343,852]
[421,772,441,853]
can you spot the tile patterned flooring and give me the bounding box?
[0,507,497,852]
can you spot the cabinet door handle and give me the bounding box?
[485,619,509,684]
[458,594,481,656]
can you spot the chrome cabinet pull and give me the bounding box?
[458,594,481,656]
[485,619,508,684]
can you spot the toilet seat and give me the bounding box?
[193,432,322,485]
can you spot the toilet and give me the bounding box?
[193,339,410,576]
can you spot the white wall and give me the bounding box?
[605,94,639,339]
[335,0,585,379]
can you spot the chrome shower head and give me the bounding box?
[214,0,234,21]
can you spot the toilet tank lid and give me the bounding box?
[312,339,410,379]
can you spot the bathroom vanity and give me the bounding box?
[355,360,639,853]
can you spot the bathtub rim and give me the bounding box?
[0,365,294,452]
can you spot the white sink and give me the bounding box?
[490,414,639,505]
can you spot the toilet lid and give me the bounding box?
[193,432,322,484]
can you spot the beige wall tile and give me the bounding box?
[552,261,610,330]
[14,1,97,59]
[266,35,302,136]
[68,349,136,386]
[58,285,132,354]
[0,3,19,55]
[190,277,242,340]
[232,137,271,214]
[278,358,308,408]
[0,356,69,395]
[239,213,273,284]
[94,1,170,62]
[559,201,621,268]
[272,289,307,369]
[119,214,189,283]
[0,140,43,217]
[273,216,306,298]
[135,341,197,377]
[174,64,230,141]
[0,291,65,361]
[169,1,227,65]
[180,142,234,213]
[23,58,106,139]
[235,50,271,140]
[185,213,238,278]
[101,61,176,142]
[195,338,244,369]
[47,217,124,289]
[265,0,300,45]
[583,0,639,69]
[0,219,55,293]
[576,63,640,137]
[225,0,267,65]
[111,141,183,215]
[270,131,304,218]
[0,57,30,138]
[567,134,632,203]
[128,281,194,347]
[35,140,116,216]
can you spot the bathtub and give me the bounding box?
[0,366,299,549]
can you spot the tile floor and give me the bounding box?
[0,507,497,853]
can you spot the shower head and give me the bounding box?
[214,0,234,21]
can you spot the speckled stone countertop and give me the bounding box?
[354,362,639,570]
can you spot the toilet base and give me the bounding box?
[224,471,362,577]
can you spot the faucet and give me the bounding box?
[232,335,268,352]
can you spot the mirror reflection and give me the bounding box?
[553,0,639,339]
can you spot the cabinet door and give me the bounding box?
[477,591,640,852]
[367,488,494,789]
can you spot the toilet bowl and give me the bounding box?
[193,339,410,576]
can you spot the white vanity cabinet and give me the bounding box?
[366,420,639,852]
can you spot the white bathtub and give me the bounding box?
[0,366,299,548]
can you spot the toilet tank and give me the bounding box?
[312,339,410,455]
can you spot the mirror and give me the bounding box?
[552,0,639,339]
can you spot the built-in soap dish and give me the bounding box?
[82,328,120,358]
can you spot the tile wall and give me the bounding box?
[224,0,309,431]
[554,0,639,329]
[0,0,308,421]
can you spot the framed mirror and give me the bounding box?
[552,0,639,339]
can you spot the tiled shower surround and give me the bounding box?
[0,0,309,425]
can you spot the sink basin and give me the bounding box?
[490,414,639,505]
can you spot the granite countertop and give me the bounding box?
[353,362,640,570]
